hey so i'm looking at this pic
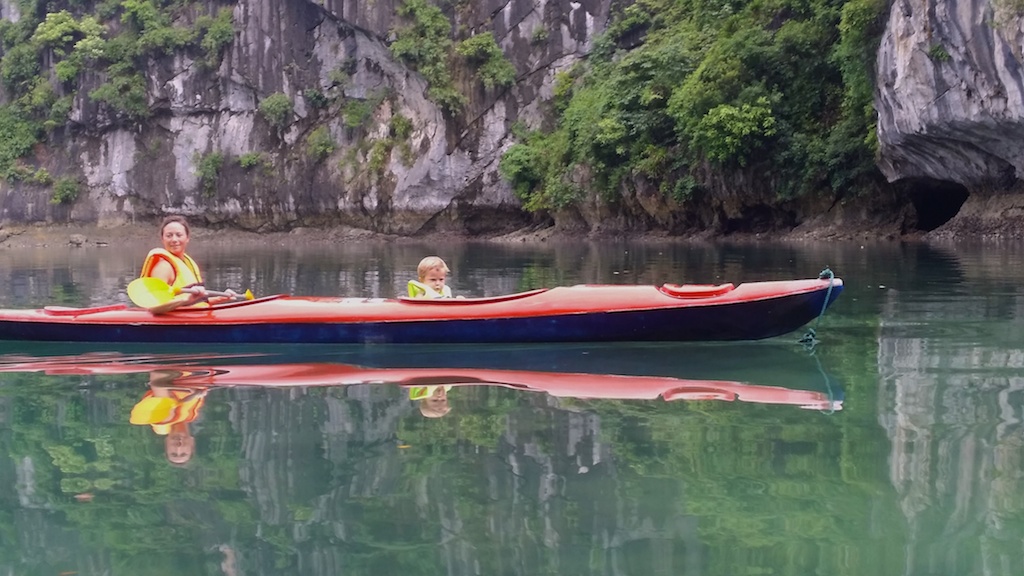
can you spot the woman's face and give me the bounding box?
[165,429,195,464]
[161,222,190,257]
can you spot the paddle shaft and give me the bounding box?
[126,277,255,311]
[178,287,238,299]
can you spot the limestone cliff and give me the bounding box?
[12,0,1024,239]
[0,0,608,234]
[876,0,1024,185]
[875,0,1024,236]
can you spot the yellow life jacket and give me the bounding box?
[408,385,453,400]
[140,248,203,291]
[130,388,206,435]
[408,280,453,299]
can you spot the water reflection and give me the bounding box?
[4,239,1024,575]
[873,242,1024,576]
[0,344,846,575]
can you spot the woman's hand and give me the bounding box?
[187,285,209,303]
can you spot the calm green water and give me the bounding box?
[0,239,1022,576]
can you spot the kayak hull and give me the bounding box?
[0,278,843,344]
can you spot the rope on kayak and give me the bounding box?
[798,266,836,351]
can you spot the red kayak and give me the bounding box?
[0,276,842,344]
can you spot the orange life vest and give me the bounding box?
[130,388,206,435]
[139,248,203,292]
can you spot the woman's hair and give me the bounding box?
[417,256,450,280]
[160,215,191,236]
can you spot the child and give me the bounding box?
[409,256,454,298]
[409,384,452,418]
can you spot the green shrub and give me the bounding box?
[196,7,235,64]
[96,0,121,19]
[24,77,56,115]
[51,176,79,204]
[74,17,107,60]
[1,43,40,94]
[304,88,329,109]
[55,57,81,82]
[5,162,34,181]
[391,0,463,111]
[193,151,224,197]
[690,97,777,165]
[455,33,515,89]
[31,11,80,56]
[342,98,375,129]
[259,92,293,129]
[928,44,950,62]
[328,67,349,87]
[499,143,544,200]
[0,105,41,180]
[367,139,393,174]
[390,114,414,140]
[31,168,52,185]
[45,96,73,131]
[238,152,266,169]
[90,70,150,119]
[551,71,575,112]
[306,126,335,162]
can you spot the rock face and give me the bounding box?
[875,0,1024,187]
[0,0,608,234]
[12,0,1022,237]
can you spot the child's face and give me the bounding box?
[422,268,446,292]
[423,387,450,415]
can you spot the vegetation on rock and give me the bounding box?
[501,0,890,215]
[0,0,237,183]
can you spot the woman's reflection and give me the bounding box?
[129,369,209,465]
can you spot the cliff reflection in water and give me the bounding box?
[874,243,1024,576]
[0,343,852,576]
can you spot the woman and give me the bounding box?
[139,215,233,313]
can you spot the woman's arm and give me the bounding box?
[149,259,177,286]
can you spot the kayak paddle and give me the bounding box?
[127,277,254,308]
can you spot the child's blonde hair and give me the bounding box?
[417,256,450,281]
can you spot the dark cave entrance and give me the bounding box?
[901,178,970,232]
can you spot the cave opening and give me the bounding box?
[902,178,970,232]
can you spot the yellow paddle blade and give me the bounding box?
[244,289,254,300]
[127,277,177,308]
[129,396,177,425]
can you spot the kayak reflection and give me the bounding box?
[0,351,843,411]
[0,350,842,465]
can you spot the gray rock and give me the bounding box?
[876,0,1024,186]
[0,0,606,236]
